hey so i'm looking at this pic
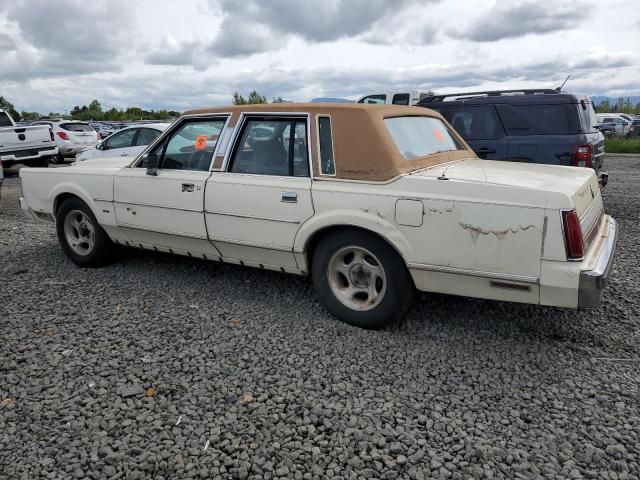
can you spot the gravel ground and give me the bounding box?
[1,156,639,480]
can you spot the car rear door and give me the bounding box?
[444,105,508,159]
[204,114,314,270]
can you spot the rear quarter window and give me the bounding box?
[497,104,577,135]
[384,116,463,159]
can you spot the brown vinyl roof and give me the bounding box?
[183,103,476,182]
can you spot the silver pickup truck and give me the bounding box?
[0,109,58,169]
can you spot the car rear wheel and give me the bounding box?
[50,154,64,165]
[311,229,415,329]
[56,197,116,267]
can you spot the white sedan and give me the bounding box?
[33,120,99,163]
[19,104,617,329]
[76,123,170,162]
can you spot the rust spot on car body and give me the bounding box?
[459,222,537,243]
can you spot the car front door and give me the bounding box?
[204,115,314,270]
[101,128,138,158]
[113,117,228,257]
[444,105,508,160]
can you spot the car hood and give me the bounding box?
[416,159,600,213]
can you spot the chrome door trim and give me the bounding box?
[407,262,539,284]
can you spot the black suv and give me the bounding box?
[417,89,607,186]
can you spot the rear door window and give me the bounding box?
[392,94,411,105]
[447,106,505,140]
[0,112,12,127]
[229,117,309,177]
[60,123,94,132]
[497,104,574,135]
[136,128,161,146]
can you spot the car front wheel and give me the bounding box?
[311,229,415,329]
[56,197,116,267]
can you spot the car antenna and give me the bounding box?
[556,74,571,92]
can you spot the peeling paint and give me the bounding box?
[459,222,538,244]
[424,208,453,215]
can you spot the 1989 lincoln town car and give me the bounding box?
[19,104,617,328]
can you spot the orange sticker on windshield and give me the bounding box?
[195,135,207,150]
[434,129,446,142]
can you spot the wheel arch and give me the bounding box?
[296,212,415,274]
[52,185,96,217]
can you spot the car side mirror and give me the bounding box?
[145,153,159,176]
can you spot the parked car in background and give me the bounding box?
[0,109,58,170]
[33,120,99,163]
[19,103,617,329]
[418,89,608,186]
[597,122,617,137]
[356,90,434,106]
[596,114,631,137]
[630,119,640,137]
[76,123,170,161]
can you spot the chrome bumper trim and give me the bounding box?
[578,216,618,308]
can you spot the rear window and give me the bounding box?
[497,104,575,135]
[384,116,463,159]
[0,112,12,127]
[60,123,94,132]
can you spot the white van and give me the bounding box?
[356,90,434,106]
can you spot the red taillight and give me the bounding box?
[56,131,69,140]
[572,144,592,168]
[562,210,584,260]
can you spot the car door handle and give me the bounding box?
[120,153,129,156]
[182,183,195,193]
[281,192,298,203]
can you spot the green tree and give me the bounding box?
[232,91,267,105]
[0,96,21,121]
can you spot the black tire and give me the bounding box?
[55,197,116,267]
[34,158,50,168]
[311,229,415,329]
[50,154,64,165]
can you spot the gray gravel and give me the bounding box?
[1,156,639,479]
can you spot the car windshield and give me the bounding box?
[384,116,463,159]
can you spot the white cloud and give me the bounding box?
[0,0,638,113]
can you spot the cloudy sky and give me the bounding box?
[0,0,638,113]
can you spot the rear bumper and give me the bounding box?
[18,196,54,223]
[597,170,608,188]
[0,146,58,162]
[578,216,618,308]
[60,145,93,157]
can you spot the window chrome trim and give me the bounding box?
[407,262,539,284]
